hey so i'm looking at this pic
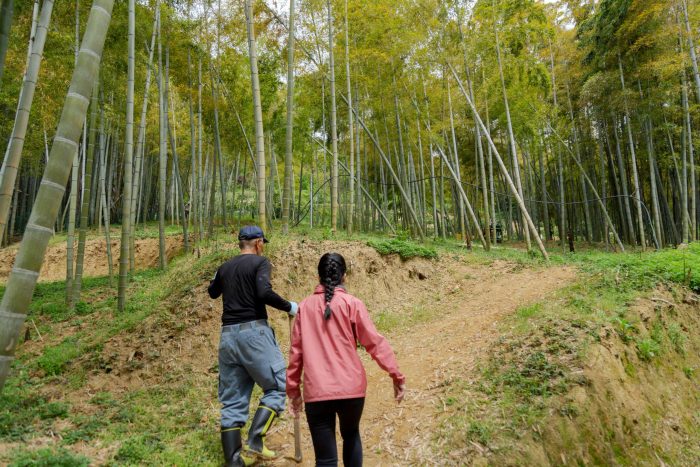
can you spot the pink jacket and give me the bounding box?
[286,285,405,403]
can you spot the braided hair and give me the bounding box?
[318,253,346,320]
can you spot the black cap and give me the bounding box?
[238,225,269,243]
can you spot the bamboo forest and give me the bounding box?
[0,0,699,465]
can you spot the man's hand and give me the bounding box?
[289,396,304,417]
[394,382,406,403]
[288,301,299,317]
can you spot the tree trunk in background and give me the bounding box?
[197,59,204,238]
[344,0,354,235]
[645,120,662,247]
[72,77,100,308]
[0,0,14,90]
[0,0,54,236]
[467,71,490,250]
[612,115,635,244]
[157,4,167,268]
[435,145,487,247]
[130,6,157,270]
[211,66,226,229]
[495,28,530,250]
[244,0,267,231]
[98,108,113,284]
[327,0,339,233]
[682,0,700,103]
[685,78,697,239]
[118,0,135,310]
[188,51,199,254]
[282,0,295,234]
[344,94,424,239]
[618,57,646,250]
[448,63,548,260]
[66,152,79,303]
[0,0,114,393]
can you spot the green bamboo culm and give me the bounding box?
[0,0,114,393]
[0,0,13,89]
[0,0,54,238]
[118,0,136,311]
[71,76,100,308]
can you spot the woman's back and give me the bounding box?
[288,285,404,403]
[294,286,367,402]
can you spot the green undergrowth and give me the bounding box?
[7,447,89,467]
[566,242,699,292]
[367,238,438,260]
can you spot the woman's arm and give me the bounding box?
[354,300,405,386]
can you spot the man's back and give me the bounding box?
[208,254,290,325]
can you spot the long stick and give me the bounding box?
[288,315,302,463]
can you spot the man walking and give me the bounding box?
[208,226,298,466]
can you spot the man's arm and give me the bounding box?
[255,259,292,312]
[208,269,222,299]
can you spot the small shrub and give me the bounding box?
[466,421,492,445]
[8,447,88,467]
[367,239,437,260]
[516,303,542,320]
[114,434,164,463]
[62,415,107,444]
[667,323,686,355]
[636,338,661,361]
[36,338,81,376]
[0,378,69,441]
[683,367,695,379]
[613,317,636,343]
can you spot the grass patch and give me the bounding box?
[367,238,438,260]
[374,305,432,333]
[0,367,69,441]
[36,337,82,376]
[114,433,165,463]
[572,243,700,292]
[8,447,89,467]
[636,338,661,362]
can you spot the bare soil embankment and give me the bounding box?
[0,235,183,283]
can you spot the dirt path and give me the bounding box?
[268,261,576,466]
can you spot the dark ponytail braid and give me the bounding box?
[318,253,347,320]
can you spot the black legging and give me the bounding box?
[305,397,365,467]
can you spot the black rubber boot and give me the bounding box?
[221,427,251,467]
[246,406,278,459]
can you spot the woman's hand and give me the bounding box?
[289,396,304,417]
[394,382,406,403]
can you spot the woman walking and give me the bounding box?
[286,253,406,466]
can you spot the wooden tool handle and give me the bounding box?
[288,315,303,463]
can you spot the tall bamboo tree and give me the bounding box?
[118,0,135,311]
[328,0,339,233]
[71,76,100,307]
[157,1,166,269]
[0,0,54,236]
[282,0,295,234]
[0,0,114,393]
[244,0,266,230]
[0,0,13,89]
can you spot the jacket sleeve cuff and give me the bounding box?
[286,386,301,399]
[392,372,406,386]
